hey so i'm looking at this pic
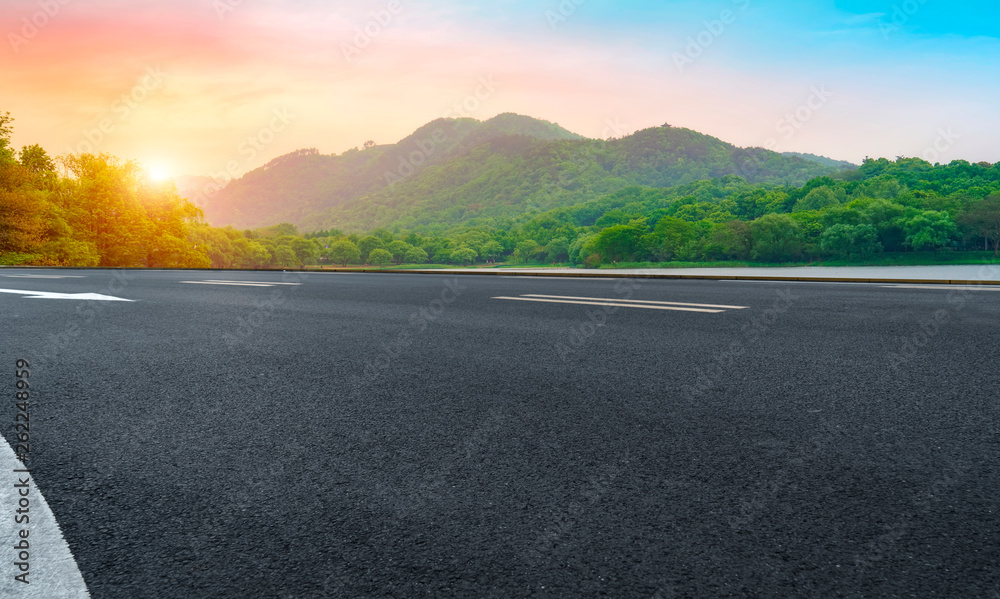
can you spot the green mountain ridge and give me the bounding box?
[200,113,849,232]
[782,151,858,170]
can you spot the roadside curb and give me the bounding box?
[3,265,999,286]
[316,268,1000,286]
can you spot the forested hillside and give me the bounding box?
[3,109,998,272]
[201,113,585,228]
[204,114,841,231]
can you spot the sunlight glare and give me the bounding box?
[147,163,171,183]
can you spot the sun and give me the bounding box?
[146,163,172,183]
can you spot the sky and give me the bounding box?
[3,0,999,179]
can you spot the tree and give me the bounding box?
[240,241,272,268]
[368,248,393,267]
[0,187,47,257]
[0,112,15,165]
[793,186,839,212]
[357,235,384,261]
[593,222,647,263]
[958,194,1000,256]
[432,248,451,264]
[749,214,803,262]
[450,246,478,266]
[650,216,695,261]
[514,240,542,263]
[820,224,882,260]
[544,237,570,262]
[261,222,298,237]
[725,220,754,260]
[18,144,55,177]
[387,240,411,264]
[480,240,504,262]
[327,239,360,266]
[59,153,153,267]
[289,237,320,266]
[403,246,428,264]
[568,233,597,264]
[363,140,376,150]
[904,210,957,251]
[273,245,299,268]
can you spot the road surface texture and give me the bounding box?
[2,269,999,598]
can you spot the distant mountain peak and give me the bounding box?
[480,112,586,141]
[196,113,842,231]
[782,151,857,170]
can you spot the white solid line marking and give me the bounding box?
[180,281,275,287]
[493,296,725,313]
[882,285,1000,291]
[0,288,133,301]
[522,294,749,309]
[1,441,92,598]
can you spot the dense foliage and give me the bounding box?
[0,113,324,269]
[297,158,1000,268]
[3,110,999,270]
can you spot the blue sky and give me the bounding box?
[4,0,998,176]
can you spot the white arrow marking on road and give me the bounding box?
[0,441,92,598]
[0,288,134,302]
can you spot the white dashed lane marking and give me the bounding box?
[493,294,748,313]
[180,280,302,287]
[521,294,749,310]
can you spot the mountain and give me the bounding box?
[782,151,857,170]
[174,175,226,211]
[197,114,849,232]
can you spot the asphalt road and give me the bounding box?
[2,269,999,598]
